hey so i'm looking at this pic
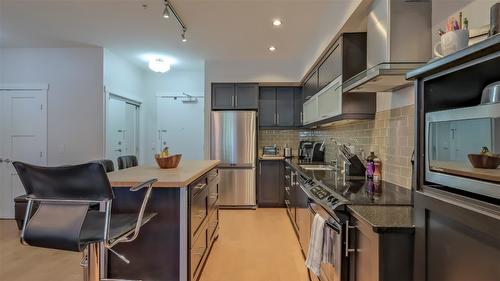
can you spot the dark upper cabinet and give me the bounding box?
[294,88,303,126]
[318,42,342,90]
[276,88,295,127]
[317,33,366,91]
[303,70,318,101]
[212,83,258,110]
[259,87,277,127]
[259,87,301,128]
[235,83,259,109]
[258,160,284,207]
[212,84,235,109]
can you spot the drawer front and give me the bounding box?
[191,187,208,238]
[208,208,219,241]
[207,180,219,214]
[191,227,208,278]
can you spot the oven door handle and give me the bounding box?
[308,202,341,234]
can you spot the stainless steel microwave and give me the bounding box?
[425,103,500,199]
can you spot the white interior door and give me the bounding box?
[124,103,139,157]
[157,96,204,160]
[0,89,47,218]
[106,95,140,166]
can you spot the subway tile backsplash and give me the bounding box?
[311,105,415,189]
[258,105,415,189]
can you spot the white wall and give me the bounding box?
[103,49,153,165]
[147,69,205,161]
[432,0,497,46]
[1,48,104,165]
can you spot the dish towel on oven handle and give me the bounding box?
[322,223,335,265]
[306,213,325,276]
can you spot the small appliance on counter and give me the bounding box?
[311,142,325,162]
[262,145,279,156]
[283,144,292,158]
[299,141,314,160]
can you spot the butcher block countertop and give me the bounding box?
[107,160,220,188]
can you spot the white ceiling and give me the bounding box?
[0,0,361,74]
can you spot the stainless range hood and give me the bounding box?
[343,0,431,93]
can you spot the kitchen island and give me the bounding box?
[106,160,220,281]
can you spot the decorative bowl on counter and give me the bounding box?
[155,154,182,169]
[467,154,500,169]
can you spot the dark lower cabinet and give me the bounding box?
[348,212,413,281]
[258,160,285,207]
[189,169,220,281]
[414,188,500,281]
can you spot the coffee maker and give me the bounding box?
[298,141,313,160]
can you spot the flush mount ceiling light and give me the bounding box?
[272,19,282,26]
[269,46,277,52]
[162,0,188,42]
[148,58,171,73]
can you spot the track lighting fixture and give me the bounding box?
[162,0,188,42]
[181,30,187,42]
[163,4,170,18]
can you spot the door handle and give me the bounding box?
[4,159,11,163]
[345,220,357,257]
[235,95,238,107]
[0,158,3,163]
[277,113,280,125]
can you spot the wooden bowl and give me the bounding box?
[155,154,182,169]
[467,154,500,169]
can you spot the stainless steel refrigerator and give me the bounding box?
[211,111,256,208]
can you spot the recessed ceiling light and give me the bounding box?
[273,19,282,26]
[148,58,171,73]
[269,46,276,52]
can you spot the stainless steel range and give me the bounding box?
[291,164,412,281]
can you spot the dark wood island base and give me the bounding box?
[106,161,220,281]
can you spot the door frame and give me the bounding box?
[104,86,142,163]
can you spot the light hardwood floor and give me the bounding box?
[0,219,82,281]
[0,209,308,281]
[200,208,309,281]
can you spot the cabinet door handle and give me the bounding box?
[277,113,280,125]
[300,112,303,124]
[231,95,235,107]
[235,95,238,107]
[259,162,262,175]
[193,182,207,192]
[345,220,357,257]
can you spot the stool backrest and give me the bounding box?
[117,155,138,170]
[13,162,114,201]
[89,159,115,173]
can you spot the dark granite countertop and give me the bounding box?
[348,205,414,233]
[284,157,415,233]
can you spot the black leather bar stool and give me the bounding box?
[89,159,115,173]
[13,161,157,281]
[117,155,138,170]
[14,159,115,230]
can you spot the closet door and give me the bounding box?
[0,89,47,218]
